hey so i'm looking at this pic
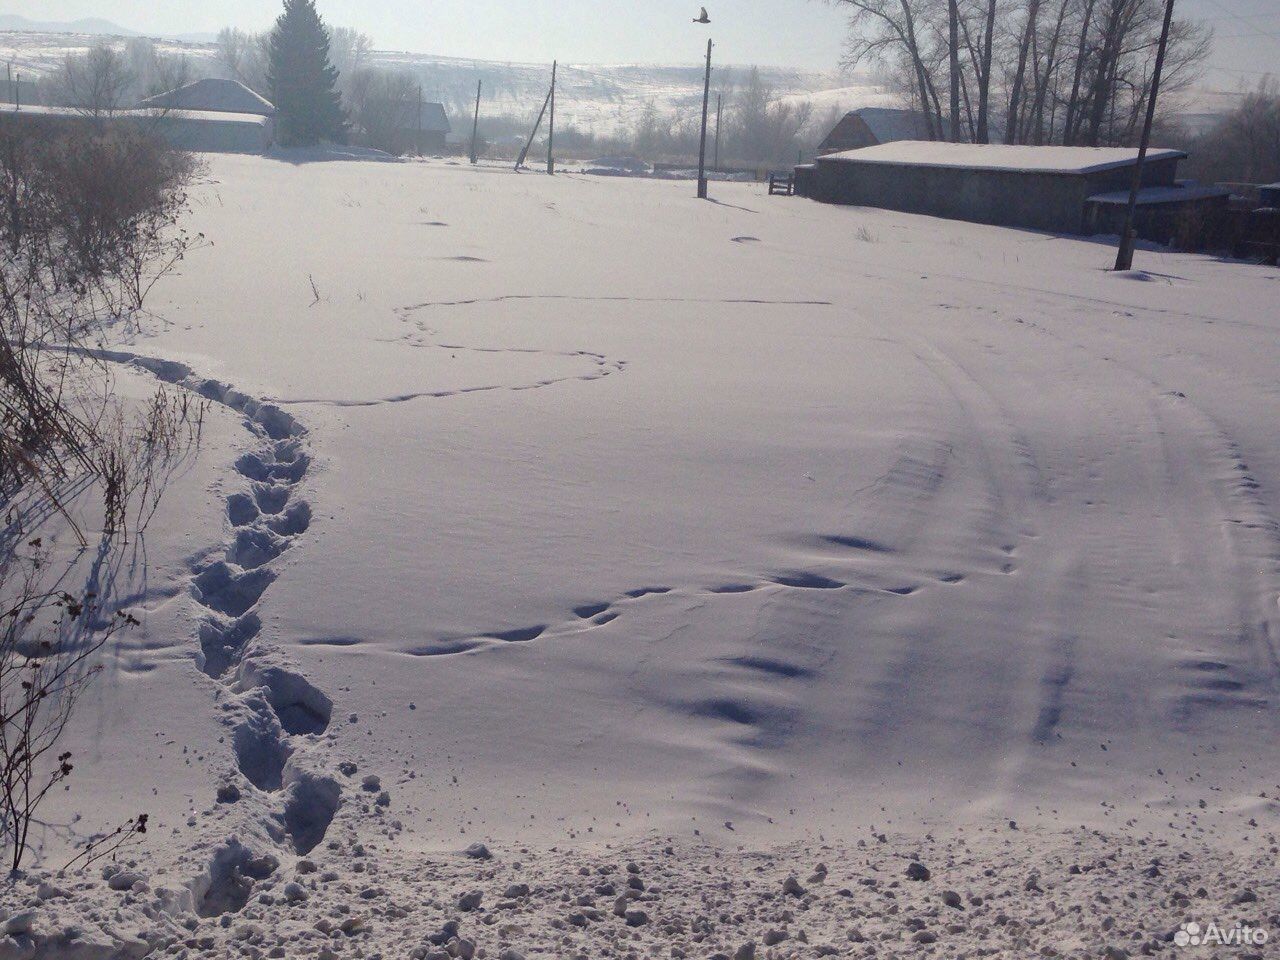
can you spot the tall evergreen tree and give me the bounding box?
[267,0,346,146]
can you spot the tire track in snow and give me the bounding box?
[895,342,1050,762]
[980,310,1280,714]
[906,314,1277,801]
[91,349,342,916]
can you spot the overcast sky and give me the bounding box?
[14,0,1280,91]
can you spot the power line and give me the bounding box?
[1206,63,1278,75]
[1195,11,1280,22]
[1197,0,1280,43]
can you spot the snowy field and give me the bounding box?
[3,154,1279,957]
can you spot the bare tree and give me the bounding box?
[833,0,1208,147]
[329,26,375,101]
[973,0,999,142]
[838,0,940,140]
[124,37,193,100]
[216,27,270,94]
[948,0,962,140]
[1069,0,1211,146]
[1004,0,1043,142]
[723,68,816,165]
[1061,0,1096,143]
[53,46,136,119]
[1026,0,1074,143]
[1181,77,1280,185]
[347,68,419,154]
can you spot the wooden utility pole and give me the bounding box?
[713,93,722,171]
[469,79,482,164]
[515,85,552,170]
[1114,0,1175,271]
[416,85,423,155]
[547,60,557,175]
[696,38,712,199]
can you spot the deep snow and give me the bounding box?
[2,154,1279,957]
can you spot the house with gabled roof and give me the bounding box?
[137,78,275,117]
[818,108,933,154]
[397,99,451,154]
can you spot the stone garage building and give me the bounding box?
[797,141,1193,235]
[142,108,274,153]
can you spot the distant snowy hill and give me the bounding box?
[0,14,141,35]
[0,15,216,42]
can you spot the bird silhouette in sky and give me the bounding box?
[693,7,711,23]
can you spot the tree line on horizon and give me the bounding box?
[30,0,1280,180]
[835,0,1212,147]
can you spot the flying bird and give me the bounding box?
[693,7,711,23]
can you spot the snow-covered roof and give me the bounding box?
[1087,184,1230,205]
[135,107,270,125]
[0,103,270,125]
[0,103,65,115]
[822,141,1187,175]
[855,107,931,143]
[137,78,275,116]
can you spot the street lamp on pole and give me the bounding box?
[693,8,712,200]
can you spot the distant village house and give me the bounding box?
[0,77,276,154]
[397,99,450,155]
[136,78,276,153]
[818,107,933,155]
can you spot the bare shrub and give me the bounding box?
[0,118,203,872]
[0,536,140,873]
